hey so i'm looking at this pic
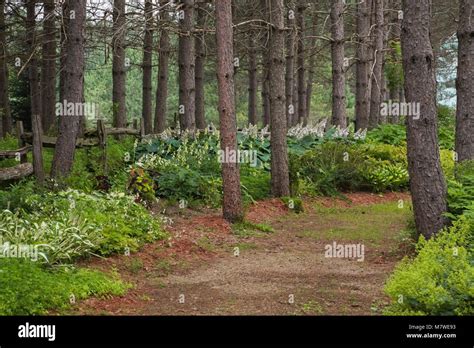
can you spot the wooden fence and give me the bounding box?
[0,118,144,183]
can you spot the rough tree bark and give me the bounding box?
[0,0,11,137]
[269,0,290,196]
[215,0,243,223]
[305,14,317,123]
[355,0,371,130]
[154,0,170,133]
[292,74,299,126]
[401,0,447,238]
[112,0,127,129]
[330,0,347,127]
[51,0,86,177]
[41,0,56,133]
[142,0,153,134]
[26,0,41,130]
[379,4,390,123]
[248,33,258,125]
[388,0,402,124]
[59,0,69,110]
[178,0,196,131]
[285,0,296,127]
[195,1,206,130]
[27,1,44,184]
[455,0,474,162]
[296,0,307,124]
[368,0,384,129]
[260,0,271,127]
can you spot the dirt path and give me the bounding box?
[76,192,413,315]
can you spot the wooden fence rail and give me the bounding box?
[0,119,144,182]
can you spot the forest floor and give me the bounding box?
[73,192,414,316]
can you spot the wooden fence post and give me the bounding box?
[97,119,107,175]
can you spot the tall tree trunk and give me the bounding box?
[368,0,384,129]
[195,1,206,130]
[296,0,307,124]
[269,0,290,196]
[379,6,390,123]
[285,0,296,127]
[330,0,347,127]
[401,0,447,239]
[248,33,258,125]
[0,0,11,137]
[261,64,271,126]
[26,0,41,132]
[178,0,196,131]
[305,14,317,122]
[112,0,126,129]
[51,0,86,178]
[154,0,170,133]
[142,0,153,135]
[455,0,474,162]
[59,0,69,114]
[215,0,243,223]
[355,0,371,130]
[292,74,299,125]
[388,0,402,124]
[260,0,270,127]
[41,0,56,133]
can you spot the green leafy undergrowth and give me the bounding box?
[0,189,167,263]
[366,124,406,146]
[294,141,409,195]
[384,217,474,315]
[0,258,129,315]
[447,160,474,218]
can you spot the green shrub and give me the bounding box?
[0,258,128,315]
[366,124,406,146]
[295,141,408,195]
[44,190,166,256]
[455,159,474,180]
[0,179,37,212]
[136,134,223,204]
[359,143,407,165]
[384,217,474,315]
[241,166,271,202]
[362,161,409,192]
[128,166,157,204]
[0,134,18,150]
[297,142,367,196]
[156,167,222,205]
[447,160,474,218]
[57,136,135,192]
[0,210,101,265]
[0,190,167,260]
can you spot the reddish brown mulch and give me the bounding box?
[246,198,290,223]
